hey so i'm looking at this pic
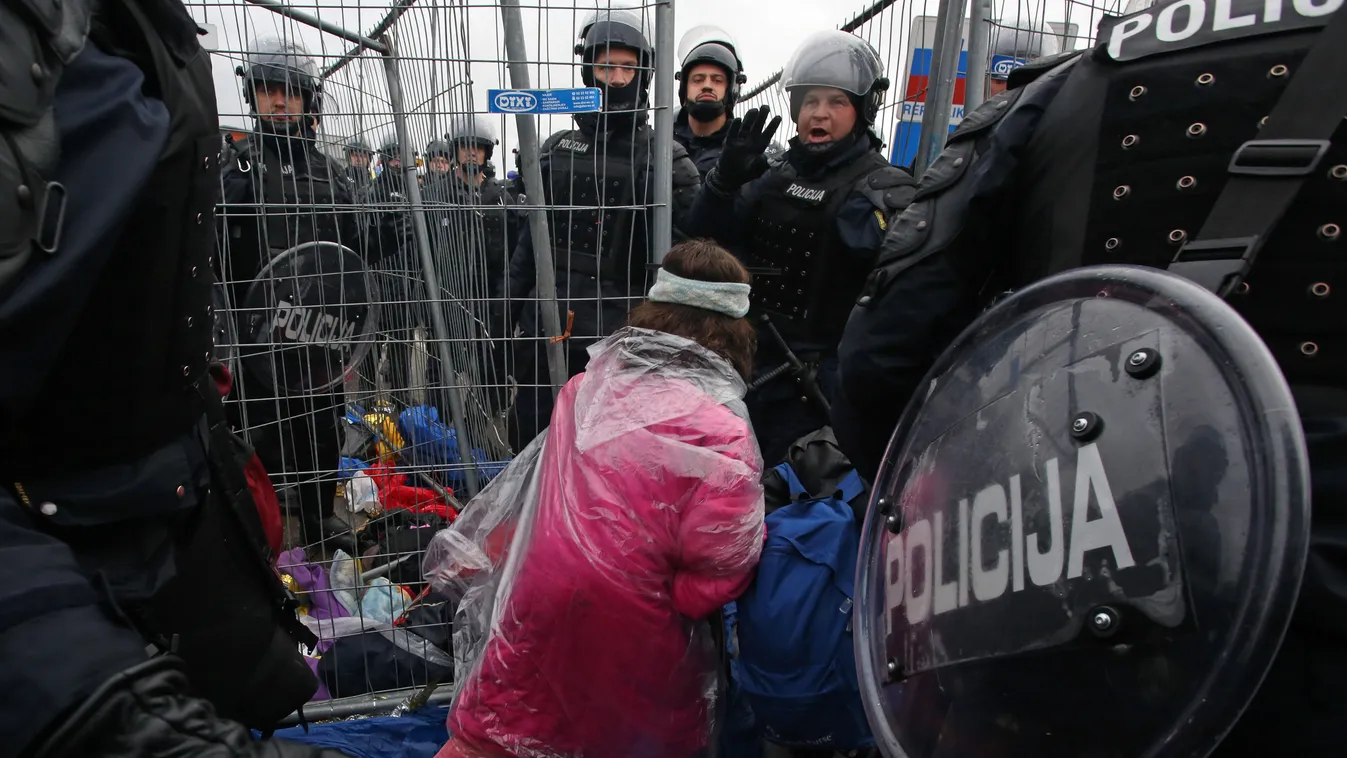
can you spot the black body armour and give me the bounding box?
[747,151,898,345]
[542,126,652,288]
[0,0,218,473]
[1078,19,1346,386]
[220,133,359,295]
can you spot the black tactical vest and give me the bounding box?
[1,0,219,473]
[542,126,653,287]
[747,150,898,345]
[220,133,357,287]
[1078,19,1346,386]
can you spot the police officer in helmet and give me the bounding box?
[685,30,917,464]
[445,115,518,304]
[218,37,368,552]
[674,26,748,175]
[836,3,1347,753]
[984,16,1061,97]
[508,6,701,446]
[344,135,375,189]
[0,0,350,754]
[374,135,407,202]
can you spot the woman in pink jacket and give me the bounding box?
[431,240,766,758]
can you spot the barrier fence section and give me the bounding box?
[739,0,1136,174]
[191,0,676,720]
[189,0,1138,730]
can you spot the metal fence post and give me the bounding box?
[651,0,675,262]
[499,0,568,395]
[913,0,967,175]
[380,37,481,497]
[965,0,993,113]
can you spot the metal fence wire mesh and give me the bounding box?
[188,0,1138,724]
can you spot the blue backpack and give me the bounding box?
[731,462,873,750]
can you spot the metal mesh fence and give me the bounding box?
[190,0,678,720]
[187,0,1138,728]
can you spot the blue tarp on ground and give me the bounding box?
[259,706,449,758]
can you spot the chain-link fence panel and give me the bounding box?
[190,0,678,723]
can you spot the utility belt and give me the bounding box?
[747,314,832,415]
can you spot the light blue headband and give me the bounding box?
[647,267,751,318]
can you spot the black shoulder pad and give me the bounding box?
[858,162,919,213]
[1007,49,1085,90]
[948,86,1025,142]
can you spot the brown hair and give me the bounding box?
[627,239,757,381]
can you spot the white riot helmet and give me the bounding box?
[987,17,1062,81]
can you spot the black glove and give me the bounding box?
[712,106,783,190]
[29,657,354,758]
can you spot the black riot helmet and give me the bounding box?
[345,136,372,158]
[379,137,401,165]
[236,38,323,132]
[676,26,747,120]
[780,30,889,127]
[425,139,453,163]
[445,114,498,163]
[574,7,653,112]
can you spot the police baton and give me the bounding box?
[756,313,831,415]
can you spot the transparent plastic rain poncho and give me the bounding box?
[424,327,766,758]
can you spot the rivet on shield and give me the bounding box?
[1319,223,1341,241]
[1269,64,1289,78]
[1237,281,1251,295]
[1128,85,1146,100]
[1112,185,1130,200]
[1196,73,1214,86]
[1186,122,1207,138]
[1070,412,1103,441]
[1169,229,1188,244]
[1121,134,1139,149]
[1089,606,1120,638]
[1331,165,1347,181]
[1177,175,1197,190]
[885,513,903,534]
[886,659,902,680]
[1310,282,1330,298]
[1125,348,1162,379]
[1301,341,1319,357]
[1105,237,1121,251]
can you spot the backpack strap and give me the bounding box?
[1168,8,1347,296]
[835,470,867,504]
[772,462,811,501]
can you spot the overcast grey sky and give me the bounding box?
[191,0,1122,162]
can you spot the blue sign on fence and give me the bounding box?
[487,88,602,115]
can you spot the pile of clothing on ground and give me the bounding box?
[270,402,513,701]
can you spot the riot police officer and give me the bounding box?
[507,7,701,445]
[0,0,348,754]
[836,4,1347,753]
[344,135,375,193]
[217,38,367,551]
[673,26,747,175]
[685,30,917,464]
[444,115,518,302]
[985,17,1060,97]
[373,135,408,205]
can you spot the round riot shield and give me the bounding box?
[242,241,377,395]
[855,265,1310,758]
